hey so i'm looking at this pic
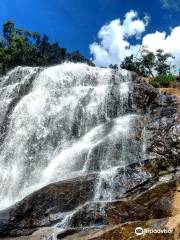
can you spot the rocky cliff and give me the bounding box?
[0,63,179,239]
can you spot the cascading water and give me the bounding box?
[0,62,147,227]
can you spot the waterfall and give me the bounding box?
[0,62,146,212]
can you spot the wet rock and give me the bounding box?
[0,174,96,238]
[61,218,179,240]
[0,71,179,239]
[67,171,179,229]
[0,159,179,238]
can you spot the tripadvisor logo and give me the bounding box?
[135,226,173,235]
[135,227,144,236]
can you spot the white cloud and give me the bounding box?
[142,27,180,70]
[90,10,146,66]
[90,10,180,72]
[160,0,180,10]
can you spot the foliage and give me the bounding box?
[154,49,174,75]
[109,64,118,69]
[140,49,155,77]
[150,79,160,88]
[120,55,137,72]
[150,74,176,88]
[0,20,94,75]
[120,47,174,78]
[120,54,147,76]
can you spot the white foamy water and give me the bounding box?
[0,62,146,211]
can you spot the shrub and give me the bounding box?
[150,79,160,88]
[150,74,176,88]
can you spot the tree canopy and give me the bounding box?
[0,20,94,75]
[120,47,174,77]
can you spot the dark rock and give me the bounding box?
[0,71,180,239]
[0,174,96,237]
[61,218,177,240]
[67,172,179,229]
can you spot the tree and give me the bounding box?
[155,49,174,75]
[120,47,174,78]
[120,55,147,76]
[0,20,94,75]
[121,55,137,72]
[140,49,155,77]
[69,50,87,63]
[3,20,15,44]
[109,64,118,70]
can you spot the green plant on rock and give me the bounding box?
[150,74,176,88]
[150,79,160,88]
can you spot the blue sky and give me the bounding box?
[0,0,180,67]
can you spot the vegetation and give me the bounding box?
[109,64,118,70]
[0,20,94,76]
[150,74,176,88]
[120,50,154,77]
[120,48,174,77]
[119,47,176,88]
[0,20,177,90]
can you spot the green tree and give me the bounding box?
[155,49,174,75]
[0,20,94,76]
[140,49,155,77]
[120,55,147,76]
[120,47,174,78]
[3,20,15,45]
[109,64,118,69]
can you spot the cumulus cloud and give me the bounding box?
[142,27,180,71]
[90,10,147,66]
[90,10,180,72]
[160,0,180,10]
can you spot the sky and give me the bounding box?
[0,0,180,70]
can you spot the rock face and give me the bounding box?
[61,216,180,240]
[0,174,95,237]
[1,172,180,240]
[0,64,179,239]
